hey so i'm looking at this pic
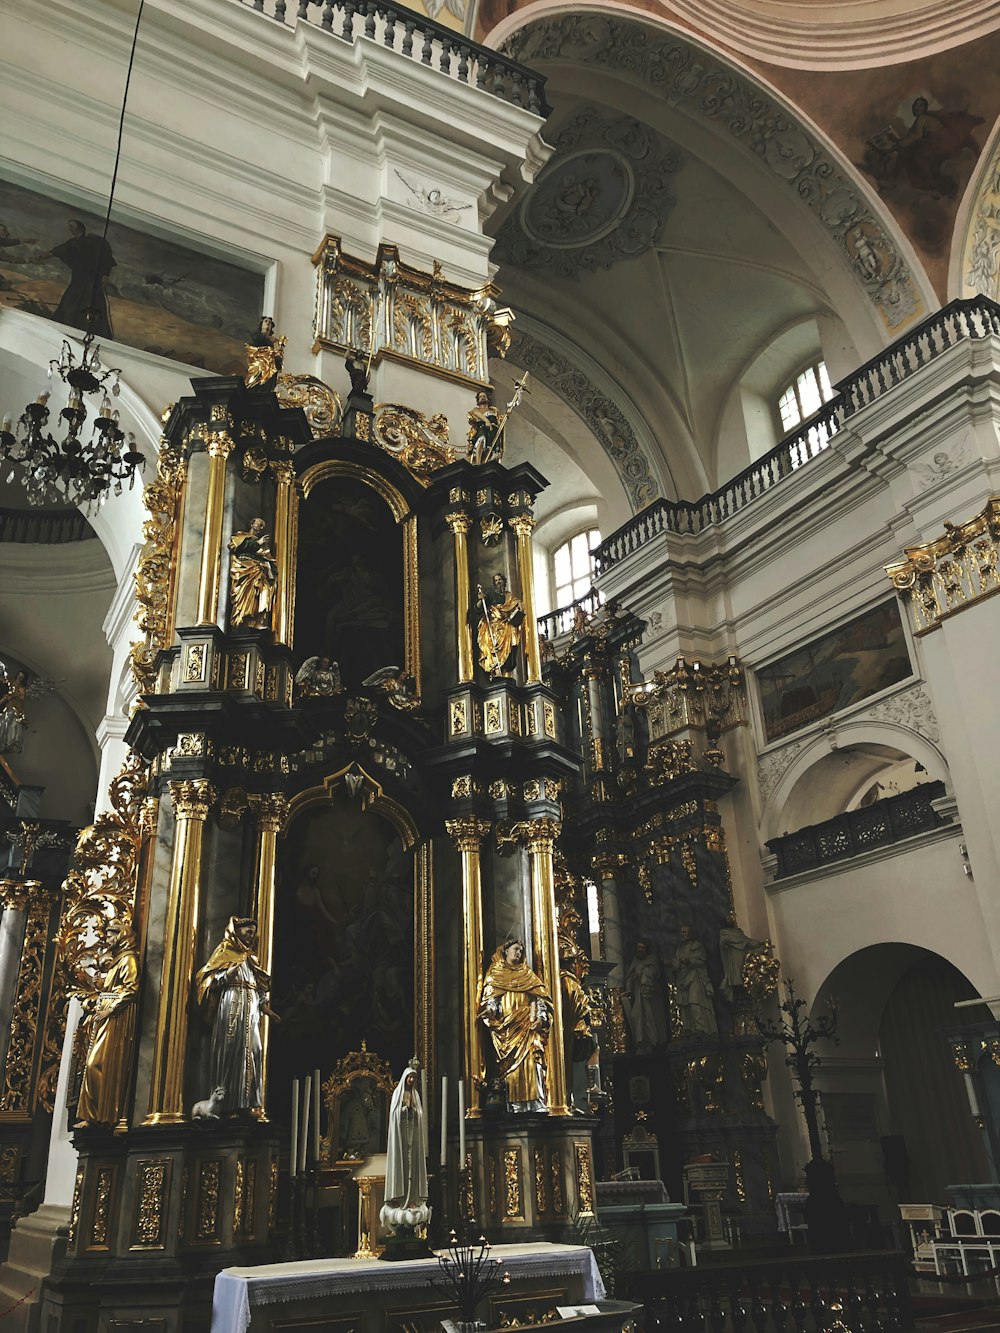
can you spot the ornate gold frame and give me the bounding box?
[298,459,421,688]
[282,767,432,1084]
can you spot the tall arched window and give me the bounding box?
[776,358,834,434]
[552,528,600,608]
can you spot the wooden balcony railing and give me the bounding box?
[766,780,947,880]
[234,0,550,114]
[595,297,1000,574]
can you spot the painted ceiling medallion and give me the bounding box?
[494,109,682,278]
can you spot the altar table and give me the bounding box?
[211,1242,605,1333]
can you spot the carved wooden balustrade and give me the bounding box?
[595,297,1000,573]
[765,781,946,880]
[624,1250,913,1332]
[233,0,550,113]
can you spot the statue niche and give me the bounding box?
[294,475,405,690]
[271,796,416,1114]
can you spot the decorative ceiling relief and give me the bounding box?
[493,109,683,277]
[501,15,925,329]
[506,327,661,511]
[963,132,1000,301]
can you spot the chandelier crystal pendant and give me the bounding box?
[0,314,145,510]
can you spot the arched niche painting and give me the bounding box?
[271,794,415,1092]
[294,475,405,690]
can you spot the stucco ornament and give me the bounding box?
[501,15,923,329]
[494,108,682,277]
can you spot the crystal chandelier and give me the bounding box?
[1,321,145,509]
[0,0,147,511]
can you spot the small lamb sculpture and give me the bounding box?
[192,1085,226,1122]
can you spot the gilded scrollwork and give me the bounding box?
[632,656,746,743]
[372,404,456,483]
[0,886,54,1114]
[276,373,343,437]
[130,445,186,697]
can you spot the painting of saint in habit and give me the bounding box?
[0,176,264,373]
[271,799,414,1096]
[858,95,982,202]
[758,601,911,744]
[294,477,405,689]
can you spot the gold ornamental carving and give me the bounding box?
[91,1167,114,1248]
[550,1152,564,1214]
[533,1148,547,1214]
[0,887,53,1115]
[373,404,456,483]
[504,1148,523,1220]
[631,656,746,743]
[130,445,186,696]
[313,236,508,388]
[574,1143,595,1214]
[446,817,492,853]
[276,372,343,436]
[170,779,215,823]
[196,1160,222,1242]
[132,1159,170,1249]
[886,497,1000,634]
[69,1167,84,1245]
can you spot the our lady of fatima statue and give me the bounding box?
[195,917,275,1117]
[478,940,552,1112]
[380,1062,430,1232]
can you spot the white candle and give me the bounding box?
[290,1078,300,1177]
[313,1068,322,1164]
[300,1075,312,1175]
[440,1075,448,1167]
[420,1069,429,1158]
[458,1078,466,1165]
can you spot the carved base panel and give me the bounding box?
[458,1116,597,1242]
[38,1123,280,1333]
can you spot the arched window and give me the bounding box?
[776,358,834,434]
[552,528,600,608]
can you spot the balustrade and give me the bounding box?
[233,0,549,113]
[0,507,93,544]
[766,781,946,880]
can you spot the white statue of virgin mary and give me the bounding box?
[379,1061,430,1233]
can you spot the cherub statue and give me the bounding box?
[295,656,343,698]
[245,316,287,390]
[0,661,61,755]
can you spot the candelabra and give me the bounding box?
[432,1225,510,1332]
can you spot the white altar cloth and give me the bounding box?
[211,1242,605,1333]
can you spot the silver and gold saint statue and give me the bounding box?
[195,917,276,1117]
[478,940,551,1112]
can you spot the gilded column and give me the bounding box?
[249,793,288,1113]
[196,432,234,626]
[446,512,475,683]
[510,514,542,685]
[146,779,215,1125]
[446,817,492,1118]
[525,819,569,1116]
[271,459,297,647]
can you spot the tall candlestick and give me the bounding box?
[313,1068,322,1164]
[458,1078,466,1165]
[290,1077,300,1177]
[440,1075,448,1167]
[300,1075,312,1176]
[420,1069,429,1158]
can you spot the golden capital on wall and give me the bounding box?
[523,817,562,854]
[168,779,217,822]
[269,459,297,486]
[445,510,473,537]
[206,431,236,460]
[249,792,289,833]
[446,816,492,852]
[508,513,535,538]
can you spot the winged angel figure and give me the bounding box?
[362,665,420,712]
[0,661,62,755]
[394,170,471,222]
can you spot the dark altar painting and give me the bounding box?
[758,600,911,744]
[0,177,263,373]
[294,477,405,689]
[272,798,415,1095]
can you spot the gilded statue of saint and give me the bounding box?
[467,389,503,464]
[245,316,286,390]
[476,573,524,678]
[478,940,552,1112]
[195,917,277,1118]
[228,517,277,629]
[75,918,139,1129]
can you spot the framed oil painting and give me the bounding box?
[0,176,265,373]
[757,600,912,743]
